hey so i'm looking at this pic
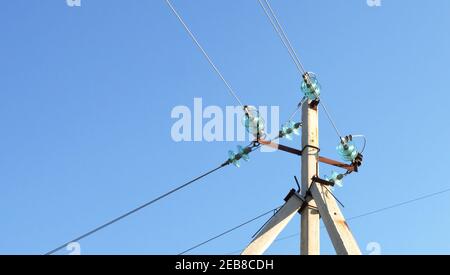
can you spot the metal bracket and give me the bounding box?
[311,176,346,208]
[258,139,356,173]
[284,188,305,203]
[309,99,320,109]
[311,176,334,187]
[298,188,315,214]
[352,153,363,172]
[302,144,321,153]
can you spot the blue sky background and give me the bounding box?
[1,0,450,255]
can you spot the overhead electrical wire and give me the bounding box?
[319,100,343,139]
[45,162,230,255]
[258,0,305,75]
[351,134,367,154]
[179,206,281,255]
[258,0,346,142]
[264,0,305,72]
[165,0,244,107]
[287,96,307,122]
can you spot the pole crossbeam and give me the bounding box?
[258,139,355,172]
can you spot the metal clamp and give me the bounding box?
[311,176,334,187]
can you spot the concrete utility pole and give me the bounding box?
[241,99,361,256]
[300,100,320,255]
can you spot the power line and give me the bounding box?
[258,0,305,75]
[179,206,281,255]
[165,0,244,107]
[346,187,450,221]
[258,0,302,74]
[287,96,307,122]
[225,187,450,254]
[45,162,229,255]
[264,0,306,74]
[319,100,343,139]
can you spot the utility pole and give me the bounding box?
[300,100,320,255]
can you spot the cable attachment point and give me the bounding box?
[312,175,336,187]
[353,153,363,172]
[337,135,365,171]
[301,72,321,101]
[309,99,320,109]
[251,139,261,148]
[337,135,359,162]
[242,106,266,140]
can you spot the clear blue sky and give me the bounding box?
[1,0,450,255]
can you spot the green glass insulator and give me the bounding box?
[237,145,250,162]
[301,74,321,100]
[325,171,344,188]
[228,150,240,167]
[242,107,265,138]
[337,141,358,162]
[281,121,300,140]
